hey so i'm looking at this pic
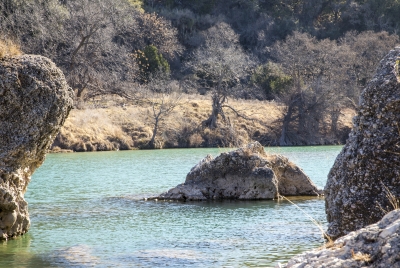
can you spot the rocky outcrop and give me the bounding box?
[325,47,400,239]
[0,55,73,239]
[157,142,321,201]
[281,209,400,268]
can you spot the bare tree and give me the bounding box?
[141,72,183,149]
[340,30,399,104]
[0,0,69,57]
[57,2,183,100]
[58,0,140,99]
[115,11,183,61]
[187,22,254,129]
[0,0,158,101]
[272,32,354,145]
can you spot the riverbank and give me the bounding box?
[51,95,355,152]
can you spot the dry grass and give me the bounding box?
[53,95,354,151]
[351,249,372,263]
[54,108,138,151]
[322,241,344,250]
[0,39,22,58]
[375,123,400,214]
[376,183,400,214]
[189,133,204,147]
[384,186,400,211]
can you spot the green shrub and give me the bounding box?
[127,0,144,12]
[251,62,292,99]
[135,45,170,82]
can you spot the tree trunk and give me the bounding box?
[297,95,306,136]
[76,86,85,99]
[149,116,160,149]
[279,119,289,146]
[279,104,294,146]
[330,108,341,137]
[203,92,224,129]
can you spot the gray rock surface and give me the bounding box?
[281,209,400,268]
[157,142,321,201]
[0,55,73,239]
[325,47,400,239]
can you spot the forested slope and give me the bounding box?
[1,0,399,148]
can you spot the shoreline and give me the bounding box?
[51,97,355,152]
[49,143,345,153]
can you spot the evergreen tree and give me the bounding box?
[136,45,170,82]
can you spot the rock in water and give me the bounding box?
[281,209,400,268]
[157,142,321,201]
[325,47,400,239]
[0,55,73,239]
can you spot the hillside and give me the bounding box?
[1,0,391,149]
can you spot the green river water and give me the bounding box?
[0,146,342,267]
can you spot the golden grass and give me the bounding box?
[56,108,137,151]
[54,95,355,151]
[0,39,22,58]
[376,183,400,214]
[322,241,343,250]
[351,249,372,263]
[384,186,400,211]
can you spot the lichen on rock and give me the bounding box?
[0,55,73,240]
[157,142,321,201]
[325,47,400,240]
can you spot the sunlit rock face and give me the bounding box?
[282,209,400,268]
[325,47,400,240]
[157,142,321,201]
[0,55,73,239]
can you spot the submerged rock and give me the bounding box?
[157,142,321,201]
[281,209,400,268]
[325,47,400,239]
[0,55,73,239]
[50,245,99,267]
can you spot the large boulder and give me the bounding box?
[157,142,321,201]
[0,55,73,240]
[281,209,400,268]
[325,47,400,239]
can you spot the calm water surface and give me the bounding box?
[0,146,342,267]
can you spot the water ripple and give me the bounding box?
[1,146,343,267]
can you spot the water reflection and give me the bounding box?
[0,234,53,268]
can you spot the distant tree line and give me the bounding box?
[0,0,399,146]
